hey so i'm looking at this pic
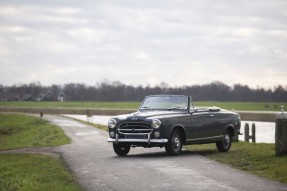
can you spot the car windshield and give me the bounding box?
[140,95,188,110]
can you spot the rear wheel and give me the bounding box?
[216,131,232,152]
[165,130,183,156]
[113,143,130,156]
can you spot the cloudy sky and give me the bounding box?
[1,0,287,88]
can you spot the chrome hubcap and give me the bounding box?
[224,134,230,148]
[172,135,181,151]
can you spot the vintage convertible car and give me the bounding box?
[108,95,241,156]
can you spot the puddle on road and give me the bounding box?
[52,119,86,128]
[75,132,99,136]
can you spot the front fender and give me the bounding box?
[224,124,235,136]
[168,124,187,144]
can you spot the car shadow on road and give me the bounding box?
[113,149,217,158]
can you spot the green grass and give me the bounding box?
[184,142,287,184]
[0,114,81,191]
[0,101,286,111]
[0,154,81,191]
[0,113,71,151]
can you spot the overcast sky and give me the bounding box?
[1,0,287,88]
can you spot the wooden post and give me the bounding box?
[40,112,43,118]
[251,123,256,143]
[275,106,287,156]
[244,123,249,142]
[86,110,93,123]
[244,123,256,143]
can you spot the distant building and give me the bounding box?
[57,91,65,102]
[36,90,52,101]
[21,94,33,101]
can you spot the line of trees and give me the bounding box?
[0,81,287,102]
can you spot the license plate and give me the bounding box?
[125,135,145,139]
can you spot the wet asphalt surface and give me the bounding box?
[45,115,287,191]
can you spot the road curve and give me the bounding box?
[44,115,287,191]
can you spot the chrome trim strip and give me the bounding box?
[108,138,168,143]
[122,133,150,135]
[121,124,150,127]
[119,129,152,131]
[186,135,223,141]
[119,131,152,134]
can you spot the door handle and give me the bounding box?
[210,115,214,117]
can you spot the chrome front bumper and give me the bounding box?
[107,134,168,144]
[108,138,168,143]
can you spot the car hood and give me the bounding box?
[113,110,188,121]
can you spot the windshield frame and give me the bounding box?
[139,95,190,112]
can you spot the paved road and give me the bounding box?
[45,115,287,191]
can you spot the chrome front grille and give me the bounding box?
[119,122,152,134]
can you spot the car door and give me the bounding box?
[188,110,216,139]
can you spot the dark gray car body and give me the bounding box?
[108,95,241,148]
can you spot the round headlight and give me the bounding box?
[108,119,117,129]
[152,119,161,129]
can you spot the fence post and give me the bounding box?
[244,123,256,143]
[86,110,93,123]
[244,123,250,142]
[251,123,256,143]
[275,106,287,156]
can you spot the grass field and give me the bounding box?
[0,154,81,191]
[1,101,287,111]
[185,142,287,184]
[0,114,70,150]
[0,114,81,191]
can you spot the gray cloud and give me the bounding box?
[0,0,287,88]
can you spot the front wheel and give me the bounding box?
[165,130,183,156]
[113,143,130,156]
[216,131,232,152]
